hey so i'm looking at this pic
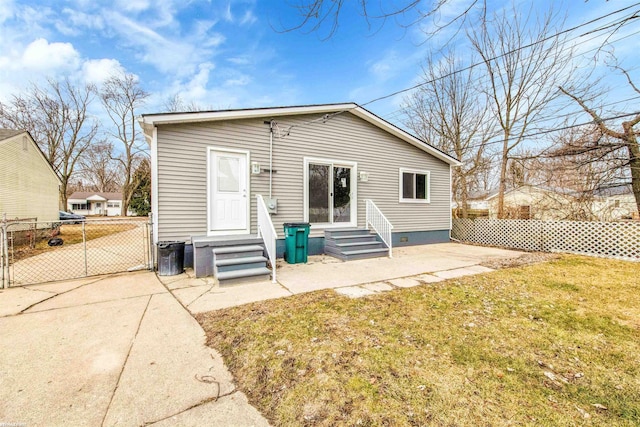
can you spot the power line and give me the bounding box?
[361,2,640,107]
[380,24,640,123]
[463,110,640,152]
[276,3,640,152]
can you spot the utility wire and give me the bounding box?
[380,24,640,123]
[274,4,640,145]
[460,110,640,153]
[361,2,640,107]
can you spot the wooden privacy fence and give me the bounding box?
[452,218,640,262]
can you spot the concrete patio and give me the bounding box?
[163,242,524,313]
[0,241,524,426]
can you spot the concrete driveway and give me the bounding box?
[0,272,269,426]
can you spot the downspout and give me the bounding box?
[269,120,274,199]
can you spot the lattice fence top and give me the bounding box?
[452,218,640,262]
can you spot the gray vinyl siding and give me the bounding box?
[156,112,451,242]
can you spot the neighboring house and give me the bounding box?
[485,184,639,221]
[140,103,461,277]
[486,185,576,220]
[67,192,132,216]
[592,185,639,221]
[0,129,61,223]
[451,190,490,217]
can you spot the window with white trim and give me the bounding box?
[399,169,430,203]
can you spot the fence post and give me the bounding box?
[1,213,6,289]
[148,213,154,271]
[82,221,88,277]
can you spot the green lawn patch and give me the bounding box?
[196,255,640,426]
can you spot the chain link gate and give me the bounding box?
[0,214,154,288]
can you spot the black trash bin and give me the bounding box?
[157,241,185,276]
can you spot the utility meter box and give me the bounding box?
[264,197,278,214]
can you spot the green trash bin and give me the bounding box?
[283,222,311,264]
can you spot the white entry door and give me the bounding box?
[209,149,249,233]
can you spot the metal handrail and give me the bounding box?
[256,195,277,283]
[365,199,394,258]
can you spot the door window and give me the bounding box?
[217,157,240,192]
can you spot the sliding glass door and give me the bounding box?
[306,160,356,226]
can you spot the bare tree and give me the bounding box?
[403,51,494,218]
[510,129,613,220]
[467,3,574,218]
[559,68,640,216]
[100,73,149,216]
[280,0,485,39]
[163,94,206,112]
[0,78,98,209]
[79,141,121,193]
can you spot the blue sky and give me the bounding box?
[0,0,638,125]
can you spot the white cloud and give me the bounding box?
[0,0,15,24]
[21,38,80,71]
[369,54,396,80]
[0,0,276,112]
[227,55,252,66]
[224,74,251,86]
[240,9,257,26]
[61,8,105,31]
[102,10,225,77]
[224,3,233,22]
[82,58,126,84]
[115,0,149,12]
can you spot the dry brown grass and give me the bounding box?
[10,222,137,262]
[197,255,640,426]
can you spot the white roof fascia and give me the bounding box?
[140,103,462,166]
[86,195,108,201]
[141,103,356,126]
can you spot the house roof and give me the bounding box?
[0,128,24,141]
[68,192,123,201]
[139,103,462,166]
[484,184,580,201]
[593,184,633,197]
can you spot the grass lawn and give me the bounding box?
[197,255,640,426]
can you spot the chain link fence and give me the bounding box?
[1,215,154,288]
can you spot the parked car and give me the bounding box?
[59,211,86,224]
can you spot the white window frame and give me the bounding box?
[303,157,358,229]
[399,168,430,203]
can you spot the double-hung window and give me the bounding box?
[399,168,430,203]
